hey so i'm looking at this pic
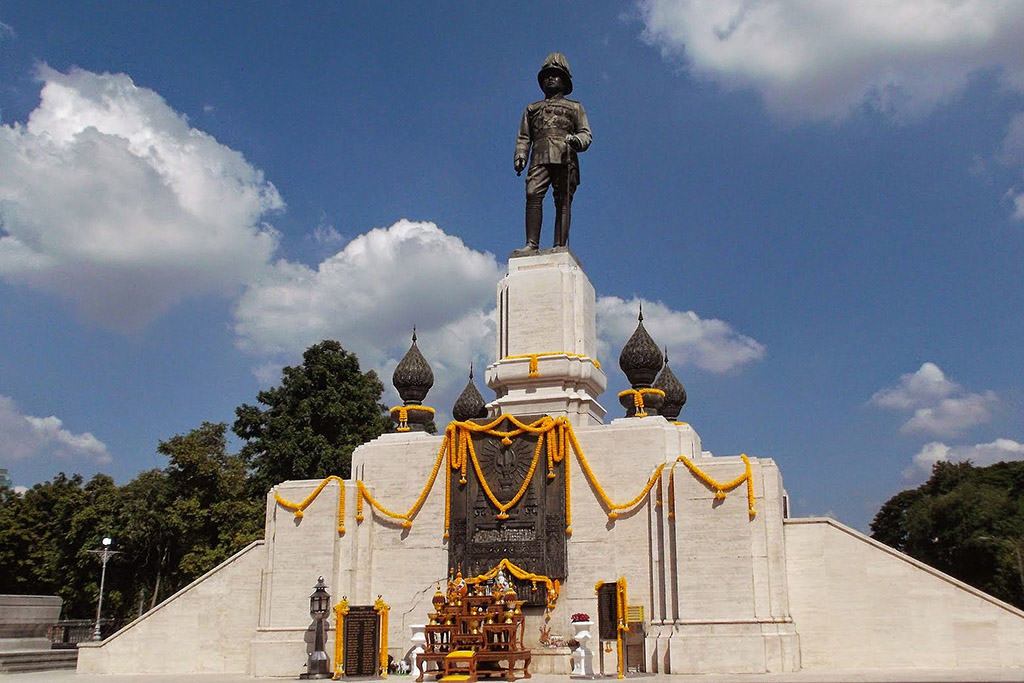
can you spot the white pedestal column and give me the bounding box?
[486,250,607,425]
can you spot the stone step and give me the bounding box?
[0,648,79,673]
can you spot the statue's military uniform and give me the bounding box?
[515,96,592,180]
[513,53,592,251]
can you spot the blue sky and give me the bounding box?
[2,1,1023,531]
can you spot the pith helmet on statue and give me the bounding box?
[537,52,573,95]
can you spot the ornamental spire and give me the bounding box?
[392,327,434,405]
[618,304,663,389]
[453,363,488,422]
[654,347,687,421]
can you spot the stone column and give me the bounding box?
[486,251,607,425]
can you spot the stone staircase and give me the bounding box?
[0,648,78,673]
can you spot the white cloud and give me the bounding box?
[0,66,283,330]
[0,395,111,464]
[234,220,503,414]
[904,438,1024,482]
[901,392,999,437]
[870,362,997,437]
[596,296,765,373]
[869,362,958,410]
[235,223,765,420]
[639,0,1024,121]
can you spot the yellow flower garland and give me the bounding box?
[616,388,666,418]
[389,404,435,432]
[274,417,758,550]
[374,596,390,677]
[616,577,628,679]
[502,352,601,378]
[595,578,628,679]
[356,432,449,529]
[332,597,350,679]
[674,454,756,517]
[273,475,347,533]
[464,558,561,609]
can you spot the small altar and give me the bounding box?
[415,572,531,682]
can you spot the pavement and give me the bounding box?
[4,671,1024,683]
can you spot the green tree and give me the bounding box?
[234,340,389,493]
[871,460,1024,608]
[0,473,123,619]
[156,422,263,586]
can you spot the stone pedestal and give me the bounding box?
[486,250,607,425]
[570,620,595,677]
[408,624,426,677]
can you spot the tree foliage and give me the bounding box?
[0,340,393,630]
[0,423,262,625]
[871,460,1024,608]
[234,340,389,493]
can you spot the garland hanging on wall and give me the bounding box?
[272,416,757,540]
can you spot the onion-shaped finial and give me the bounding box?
[654,348,687,420]
[453,363,487,422]
[618,303,663,389]
[393,326,434,405]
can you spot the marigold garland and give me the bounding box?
[275,415,758,546]
[616,577,628,679]
[332,597,350,679]
[464,558,561,609]
[389,404,435,432]
[675,454,756,517]
[273,475,347,533]
[595,578,629,679]
[502,352,601,378]
[464,427,544,519]
[374,596,390,677]
[616,388,666,418]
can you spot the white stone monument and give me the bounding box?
[78,249,1024,678]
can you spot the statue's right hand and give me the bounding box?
[514,157,526,174]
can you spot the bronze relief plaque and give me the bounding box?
[448,416,567,606]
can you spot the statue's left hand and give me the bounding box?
[566,134,583,151]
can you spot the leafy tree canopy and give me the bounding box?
[234,340,389,493]
[0,423,262,627]
[871,459,1024,608]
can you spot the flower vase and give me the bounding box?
[569,621,595,678]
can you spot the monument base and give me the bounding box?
[487,250,606,426]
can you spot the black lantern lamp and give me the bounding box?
[300,576,332,679]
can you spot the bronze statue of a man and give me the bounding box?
[513,52,592,253]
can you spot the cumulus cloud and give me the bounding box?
[596,296,765,373]
[234,220,503,413]
[869,362,957,410]
[869,363,997,437]
[0,395,111,464]
[234,222,766,418]
[904,438,1024,482]
[639,0,1024,121]
[0,66,282,330]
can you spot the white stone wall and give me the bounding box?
[785,517,1024,670]
[77,541,265,674]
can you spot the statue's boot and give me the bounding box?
[553,202,570,248]
[512,202,542,256]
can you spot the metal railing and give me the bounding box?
[48,620,111,648]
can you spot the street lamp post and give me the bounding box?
[300,576,332,679]
[88,537,119,641]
